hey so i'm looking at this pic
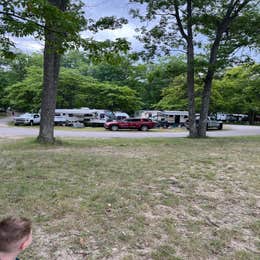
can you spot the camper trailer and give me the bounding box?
[54,108,129,127]
[135,110,189,127]
[157,111,189,127]
[134,110,162,119]
[55,108,93,126]
[87,109,114,127]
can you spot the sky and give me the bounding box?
[12,0,142,54]
[10,0,260,62]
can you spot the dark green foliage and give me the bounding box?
[4,62,142,114]
[212,64,260,116]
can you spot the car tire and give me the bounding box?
[140,125,148,131]
[111,125,119,131]
[218,123,223,130]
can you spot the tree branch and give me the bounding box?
[231,0,251,19]
[0,11,46,30]
[0,11,66,36]
[173,0,188,40]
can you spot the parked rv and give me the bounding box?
[134,110,189,128]
[87,109,114,127]
[54,108,128,127]
[216,112,248,122]
[55,108,93,126]
[54,114,67,126]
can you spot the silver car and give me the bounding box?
[186,116,223,130]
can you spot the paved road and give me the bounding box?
[1,117,260,139]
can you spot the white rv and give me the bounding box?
[55,108,117,127]
[134,110,189,127]
[134,110,162,119]
[55,108,93,126]
[87,109,114,127]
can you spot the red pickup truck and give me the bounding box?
[104,118,157,131]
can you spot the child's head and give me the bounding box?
[0,216,32,255]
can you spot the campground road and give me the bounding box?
[0,117,260,139]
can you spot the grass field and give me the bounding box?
[0,137,259,259]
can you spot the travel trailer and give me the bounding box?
[216,112,248,122]
[87,109,114,127]
[157,111,189,127]
[134,110,189,127]
[55,108,125,127]
[55,108,93,126]
[134,110,162,119]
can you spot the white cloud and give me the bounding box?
[94,24,137,41]
[11,36,43,53]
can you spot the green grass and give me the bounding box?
[0,136,260,259]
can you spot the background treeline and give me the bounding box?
[0,51,259,117]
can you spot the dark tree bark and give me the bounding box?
[37,0,67,143]
[198,32,222,137]
[38,33,61,143]
[174,0,197,137]
[198,0,250,137]
[186,0,197,137]
[248,110,255,125]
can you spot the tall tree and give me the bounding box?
[1,0,129,143]
[130,0,260,137]
[1,0,86,142]
[38,0,81,143]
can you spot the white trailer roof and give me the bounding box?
[162,111,188,116]
[55,108,93,115]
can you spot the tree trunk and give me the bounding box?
[187,40,197,137]
[198,69,214,137]
[197,0,247,137]
[173,0,197,137]
[38,35,61,143]
[248,110,255,125]
[37,0,66,143]
[186,0,197,137]
[198,30,223,137]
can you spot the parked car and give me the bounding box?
[13,113,40,126]
[186,116,223,130]
[207,116,223,129]
[104,118,157,131]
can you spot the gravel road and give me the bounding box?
[1,117,260,139]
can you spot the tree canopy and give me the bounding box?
[130,0,260,136]
[213,64,260,122]
[4,60,142,114]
